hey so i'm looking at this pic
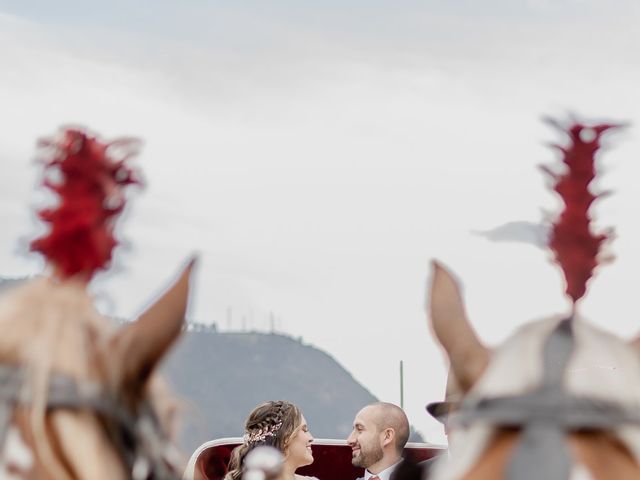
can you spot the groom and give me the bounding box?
[347,402,410,480]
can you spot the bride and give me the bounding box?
[225,400,318,480]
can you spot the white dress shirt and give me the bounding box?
[363,459,403,480]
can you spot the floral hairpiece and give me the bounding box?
[243,422,283,445]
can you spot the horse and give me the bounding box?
[0,262,194,480]
[426,121,640,480]
[0,128,195,480]
[428,263,640,480]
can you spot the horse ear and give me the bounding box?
[428,260,490,392]
[109,258,196,394]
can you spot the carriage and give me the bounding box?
[182,438,445,480]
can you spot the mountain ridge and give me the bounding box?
[162,329,387,453]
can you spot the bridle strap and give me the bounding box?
[453,393,640,430]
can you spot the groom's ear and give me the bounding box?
[382,428,395,448]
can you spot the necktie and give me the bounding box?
[369,477,380,480]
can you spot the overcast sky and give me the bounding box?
[2,0,640,444]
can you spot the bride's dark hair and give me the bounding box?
[225,400,302,480]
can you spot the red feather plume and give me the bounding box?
[30,128,142,280]
[543,121,617,305]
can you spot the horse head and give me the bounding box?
[427,121,640,480]
[429,262,640,480]
[0,128,195,479]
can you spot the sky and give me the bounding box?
[1,0,640,445]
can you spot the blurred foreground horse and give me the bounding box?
[428,122,640,480]
[0,129,194,479]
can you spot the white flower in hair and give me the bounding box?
[243,422,283,444]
